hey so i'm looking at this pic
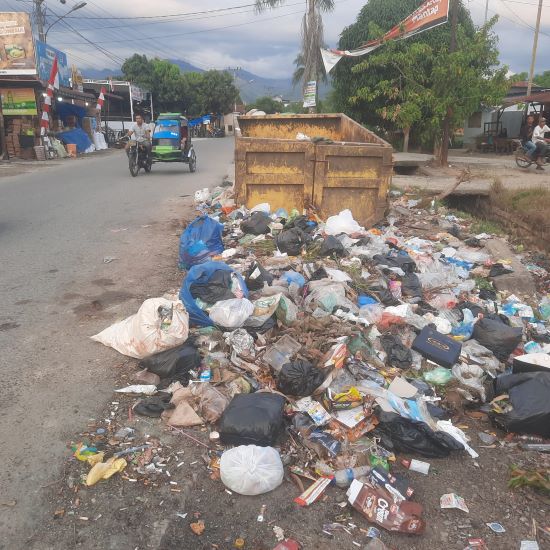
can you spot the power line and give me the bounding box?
[60,2,262,20]
[55,7,307,45]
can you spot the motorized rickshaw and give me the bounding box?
[151,113,197,172]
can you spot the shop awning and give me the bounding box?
[503,91,550,107]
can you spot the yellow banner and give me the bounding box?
[0,87,38,115]
[0,12,37,75]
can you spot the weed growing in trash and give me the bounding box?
[52,183,550,549]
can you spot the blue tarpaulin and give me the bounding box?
[58,128,93,153]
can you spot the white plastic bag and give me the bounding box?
[194,188,211,203]
[220,445,284,495]
[91,298,189,359]
[325,209,364,236]
[250,202,271,214]
[209,298,254,328]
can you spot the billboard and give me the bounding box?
[0,12,36,76]
[36,41,70,87]
[0,87,38,115]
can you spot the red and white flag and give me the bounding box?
[40,55,59,135]
[96,86,106,111]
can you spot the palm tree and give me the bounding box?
[256,0,334,107]
[291,53,305,87]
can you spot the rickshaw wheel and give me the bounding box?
[189,150,197,173]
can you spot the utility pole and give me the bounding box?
[33,0,47,43]
[484,0,489,24]
[526,0,543,97]
[439,0,458,166]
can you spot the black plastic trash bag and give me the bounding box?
[219,393,286,446]
[284,215,315,234]
[473,316,523,361]
[375,410,464,458]
[241,212,271,235]
[380,334,412,369]
[189,269,236,304]
[319,236,347,258]
[372,253,417,274]
[369,287,400,306]
[489,372,550,437]
[134,394,174,417]
[140,342,201,382]
[276,228,310,256]
[245,262,274,291]
[401,273,422,298]
[277,360,326,396]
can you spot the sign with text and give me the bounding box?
[36,41,70,88]
[0,12,36,75]
[303,80,317,108]
[0,87,38,115]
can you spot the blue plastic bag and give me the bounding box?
[179,261,248,327]
[179,215,224,269]
[282,271,305,288]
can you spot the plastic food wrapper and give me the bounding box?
[294,476,333,506]
[295,397,332,426]
[220,445,283,496]
[91,298,189,359]
[86,457,127,486]
[440,492,469,513]
[276,295,298,326]
[225,328,255,357]
[369,466,414,502]
[347,479,425,534]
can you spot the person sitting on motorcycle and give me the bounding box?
[532,117,550,170]
[126,114,151,159]
[519,115,536,159]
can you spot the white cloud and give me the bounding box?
[4,0,548,76]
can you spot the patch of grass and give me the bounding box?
[475,276,494,291]
[470,219,505,236]
[449,209,473,220]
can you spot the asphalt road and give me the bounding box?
[0,138,234,548]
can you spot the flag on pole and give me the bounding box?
[96,86,106,111]
[321,0,450,73]
[40,55,59,135]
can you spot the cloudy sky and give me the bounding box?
[1,0,549,78]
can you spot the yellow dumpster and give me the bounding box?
[235,114,393,227]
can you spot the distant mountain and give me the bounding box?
[81,60,330,103]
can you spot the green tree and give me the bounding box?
[248,96,282,114]
[332,0,474,145]
[534,71,550,88]
[256,0,334,105]
[121,56,239,117]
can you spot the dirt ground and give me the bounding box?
[22,197,549,550]
[31,386,549,550]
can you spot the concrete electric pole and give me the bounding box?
[526,0,543,97]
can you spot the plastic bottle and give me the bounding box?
[333,465,371,488]
[401,458,430,474]
[199,365,211,382]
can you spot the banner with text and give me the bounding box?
[0,12,36,76]
[303,80,317,108]
[36,41,70,88]
[0,87,37,115]
[321,0,450,73]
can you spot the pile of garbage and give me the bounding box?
[87,183,550,546]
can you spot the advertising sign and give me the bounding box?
[36,41,70,87]
[321,0,450,73]
[0,87,38,115]
[0,12,36,75]
[303,80,317,108]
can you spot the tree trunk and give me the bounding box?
[438,0,458,166]
[0,96,6,160]
[403,127,410,153]
[306,0,317,113]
